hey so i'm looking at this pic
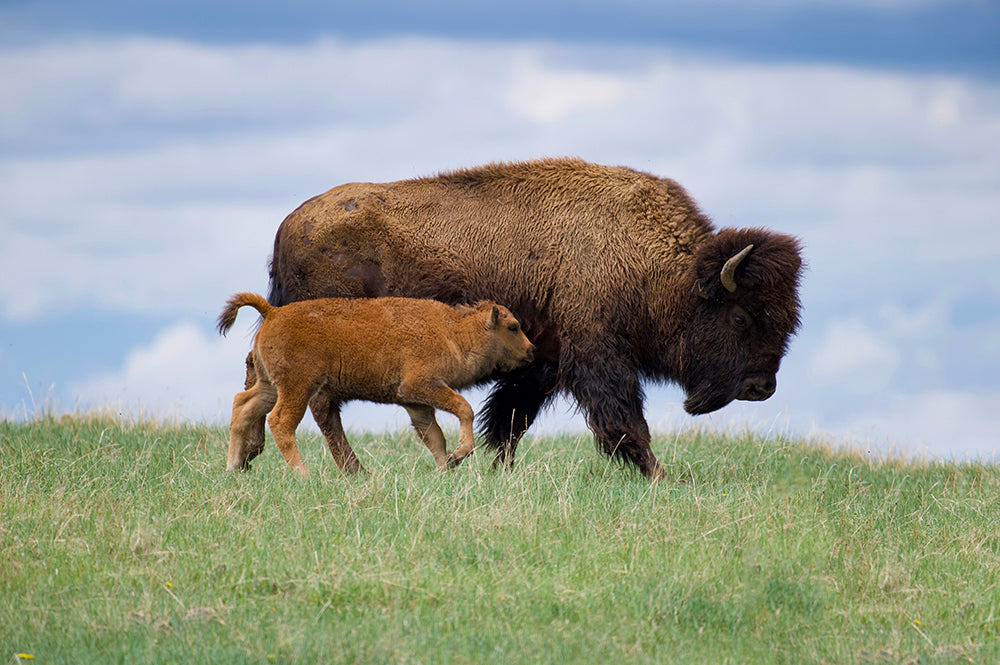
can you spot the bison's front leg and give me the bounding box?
[478,360,560,469]
[563,353,667,481]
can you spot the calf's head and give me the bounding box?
[680,229,803,415]
[476,302,535,371]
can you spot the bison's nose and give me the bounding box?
[739,375,776,401]
[524,344,535,363]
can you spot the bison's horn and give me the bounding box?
[720,244,754,293]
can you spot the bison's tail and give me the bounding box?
[217,292,273,336]
[266,230,289,307]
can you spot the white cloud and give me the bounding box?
[71,320,255,422]
[506,65,628,123]
[825,390,1000,462]
[810,318,900,389]
[0,201,284,321]
[3,36,998,329]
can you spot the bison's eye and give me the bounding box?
[730,307,751,331]
[508,323,520,333]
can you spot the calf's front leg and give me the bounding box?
[399,379,476,468]
[404,404,450,468]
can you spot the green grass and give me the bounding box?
[2,415,999,664]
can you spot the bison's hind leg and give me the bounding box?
[478,360,560,469]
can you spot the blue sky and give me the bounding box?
[4,0,999,78]
[2,0,998,460]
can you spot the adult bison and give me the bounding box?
[259,157,803,479]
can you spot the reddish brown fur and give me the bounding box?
[259,158,803,479]
[218,293,534,475]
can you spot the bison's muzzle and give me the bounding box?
[737,374,777,402]
[682,372,777,415]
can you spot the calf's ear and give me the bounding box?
[490,305,500,328]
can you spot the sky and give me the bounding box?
[2,0,999,461]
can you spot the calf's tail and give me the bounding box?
[217,292,274,336]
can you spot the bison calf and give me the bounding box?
[218,293,534,476]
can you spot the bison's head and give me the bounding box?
[680,228,803,415]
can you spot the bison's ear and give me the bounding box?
[696,277,715,299]
[490,305,500,328]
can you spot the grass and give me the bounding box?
[2,414,999,664]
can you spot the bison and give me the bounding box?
[219,293,534,475]
[254,157,803,480]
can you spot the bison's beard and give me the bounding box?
[682,381,736,415]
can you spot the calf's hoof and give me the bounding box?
[446,449,474,469]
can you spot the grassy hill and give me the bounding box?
[2,415,998,663]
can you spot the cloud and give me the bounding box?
[3,36,998,328]
[825,390,1000,462]
[810,317,900,389]
[506,65,628,123]
[71,320,255,422]
[0,201,285,321]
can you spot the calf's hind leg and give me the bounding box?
[241,352,267,466]
[310,391,364,474]
[227,378,277,472]
[404,405,450,468]
[267,389,312,477]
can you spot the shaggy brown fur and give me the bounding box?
[218,293,534,476]
[259,158,803,479]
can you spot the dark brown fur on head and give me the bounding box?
[695,228,804,325]
[680,228,804,415]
